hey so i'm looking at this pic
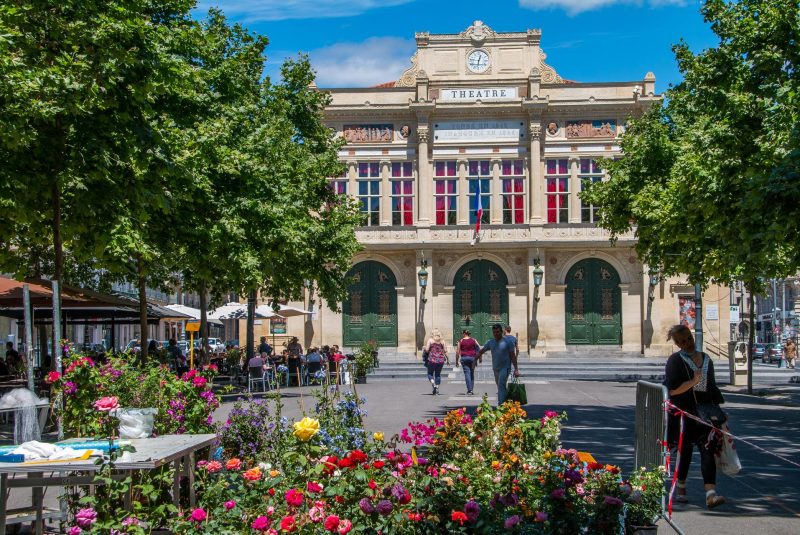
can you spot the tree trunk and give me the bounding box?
[199,280,208,366]
[137,254,149,366]
[246,290,256,361]
[747,280,755,395]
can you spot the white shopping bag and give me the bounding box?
[716,423,742,476]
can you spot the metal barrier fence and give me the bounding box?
[635,380,684,535]
[635,380,669,469]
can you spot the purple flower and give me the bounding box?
[390,483,407,501]
[551,488,566,500]
[504,515,521,529]
[63,381,77,395]
[68,527,82,535]
[500,493,518,507]
[121,517,139,527]
[359,497,375,514]
[603,495,624,507]
[376,499,393,516]
[464,500,481,523]
[75,508,97,529]
[535,511,548,522]
[564,469,584,487]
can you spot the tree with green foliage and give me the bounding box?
[583,0,799,392]
[0,0,196,361]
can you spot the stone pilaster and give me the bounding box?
[569,156,581,223]
[416,128,431,227]
[490,158,502,224]
[528,122,543,224]
[380,159,391,226]
[457,158,468,225]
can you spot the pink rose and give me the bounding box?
[93,396,119,412]
[251,515,270,531]
[45,371,61,384]
[189,508,207,522]
[192,376,207,388]
[337,519,353,535]
[68,527,82,535]
[224,500,236,510]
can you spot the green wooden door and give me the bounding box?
[565,259,621,345]
[453,260,509,345]
[343,261,398,347]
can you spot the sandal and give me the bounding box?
[706,492,726,509]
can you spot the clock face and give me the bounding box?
[467,49,490,73]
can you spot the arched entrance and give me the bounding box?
[343,261,398,347]
[453,260,509,344]
[565,259,622,344]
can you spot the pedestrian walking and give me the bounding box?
[663,324,726,509]
[477,324,520,404]
[783,339,796,369]
[424,329,449,395]
[455,330,480,395]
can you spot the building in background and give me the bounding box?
[245,21,730,359]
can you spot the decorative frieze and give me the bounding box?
[565,120,617,139]
[343,124,394,143]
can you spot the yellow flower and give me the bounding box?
[373,432,384,441]
[293,417,320,442]
[269,469,280,478]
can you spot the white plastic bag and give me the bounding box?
[110,408,157,439]
[716,422,741,476]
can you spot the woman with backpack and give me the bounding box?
[424,329,449,395]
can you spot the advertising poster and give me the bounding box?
[679,296,696,330]
[270,317,286,335]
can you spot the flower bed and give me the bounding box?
[168,391,663,534]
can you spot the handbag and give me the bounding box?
[421,349,429,367]
[715,422,742,476]
[506,376,527,405]
[696,402,727,426]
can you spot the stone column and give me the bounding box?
[346,160,357,198]
[380,159,391,226]
[569,156,581,223]
[528,122,543,224]
[490,158,502,224]
[416,128,431,227]
[457,158,468,225]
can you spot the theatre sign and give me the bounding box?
[439,87,518,102]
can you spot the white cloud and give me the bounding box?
[196,0,414,22]
[519,0,688,16]
[308,37,417,87]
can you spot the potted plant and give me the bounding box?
[354,340,378,383]
[625,466,665,534]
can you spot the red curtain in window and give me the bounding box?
[513,179,524,223]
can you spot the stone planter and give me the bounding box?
[628,524,658,534]
[355,375,367,384]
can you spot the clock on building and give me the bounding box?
[467,49,490,73]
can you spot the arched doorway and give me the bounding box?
[565,259,622,344]
[343,261,398,347]
[453,260,509,344]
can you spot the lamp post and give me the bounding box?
[648,269,659,301]
[532,258,543,302]
[418,260,429,303]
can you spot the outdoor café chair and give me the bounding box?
[248,366,267,393]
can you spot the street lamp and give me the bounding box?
[648,269,659,301]
[418,260,429,303]
[532,258,544,302]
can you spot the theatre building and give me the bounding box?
[300,21,731,358]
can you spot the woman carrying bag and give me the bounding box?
[455,330,480,395]
[663,324,727,509]
[424,329,448,395]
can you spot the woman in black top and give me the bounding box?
[663,324,726,508]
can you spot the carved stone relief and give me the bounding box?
[396,53,419,87]
[565,120,617,139]
[343,124,393,143]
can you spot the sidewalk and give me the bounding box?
[215,379,800,534]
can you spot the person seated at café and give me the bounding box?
[258,336,272,358]
[0,356,9,376]
[305,346,323,380]
[286,337,303,386]
[5,342,21,375]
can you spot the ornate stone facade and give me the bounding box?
[301,21,731,359]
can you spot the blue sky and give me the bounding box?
[194,0,718,92]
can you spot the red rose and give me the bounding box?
[285,489,304,507]
[320,455,338,476]
[372,460,385,469]
[307,481,322,493]
[348,450,368,464]
[45,371,61,384]
[368,479,378,490]
[335,495,345,504]
[451,511,468,525]
[338,457,353,469]
[323,515,340,532]
[280,516,296,532]
[268,488,275,496]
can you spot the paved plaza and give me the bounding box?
[214,376,800,535]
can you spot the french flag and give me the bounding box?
[472,180,483,245]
